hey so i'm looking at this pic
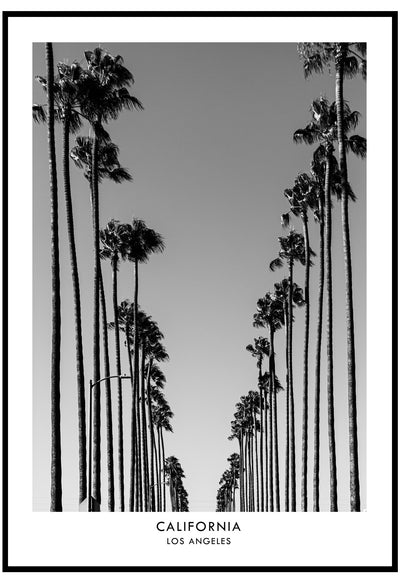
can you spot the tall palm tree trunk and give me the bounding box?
[335,45,360,512]
[152,424,159,510]
[271,327,280,512]
[254,408,260,511]
[239,434,244,511]
[91,120,101,510]
[268,384,274,511]
[112,259,124,511]
[313,201,324,512]
[301,216,310,512]
[62,111,87,506]
[132,258,143,511]
[258,361,264,511]
[47,42,62,512]
[288,259,296,511]
[146,361,156,510]
[244,433,248,511]
[99,267,115,511]
[161,429,166,511]
[140,345,150,510]
[127,324,136,511]
[325,149,338,511]
[284,302,290,512]
[264,389,268,511]
[249,433,255,511]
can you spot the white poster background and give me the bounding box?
[7,14,393,568]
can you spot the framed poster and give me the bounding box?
[3,10,398,572]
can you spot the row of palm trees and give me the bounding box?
[217,43,366,512]
[36,44,189,511]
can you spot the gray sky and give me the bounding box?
[33,42,366,512]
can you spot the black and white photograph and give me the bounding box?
[32,40,367,515]
[4,10,397,571]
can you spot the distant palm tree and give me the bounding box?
[124,219,165,512]
[254,292,284,511]
[45,42,62,512]
[282,173,317,511]
[100,220,130,511]
[274,279,304,511]
[153,399,173,510]
[246,337,269,511]
[269,230,306,511]
[144,323,169,511]
[78,48,143,509]
[164,456,186,512]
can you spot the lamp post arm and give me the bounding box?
[91,374,132,388]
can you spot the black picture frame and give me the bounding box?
[2,10,398,573]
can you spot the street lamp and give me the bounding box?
[87,374,132,512]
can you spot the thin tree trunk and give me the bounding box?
[284,302,290,512]
[127,324,136,512]
[151,424,159,510]
[301,216,310,512]
[244,433,249,511]
[313,201,324,512]
[161,429,166,511]
[250,428,255,511]
[325,149,338,511]
[132,258,142,511]
[254,407,260,511]
[271,327,280,512]
[239,434,244,511]
[335,45,361,512]
[146,359,156,510]
[47,42,62,512]
[112,259,124,512]
[140,344,149,510]
[91,120,101,510]
[258,359,264,511]
[62,112,87,506]
[99,266,115,511]
[268,382,274,512]
[288,259,296,511]
[264,389,268,511]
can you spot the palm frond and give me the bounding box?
[281,212,291,228]
[269,257,283,272]
[32,104,46,123]
[346,135,366,159]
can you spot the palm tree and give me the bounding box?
[164,456,186,512]
[269,230,306,511]
[78,48,143,509]
[124,219,165,512]
[144,324,169,511]
[298,43,366,511]
[282,173,317,512]
[228,418,246,511]
[100,220,130,511]
[309,156,329,512]
[34,61,88,505]
[254,292,284,511]
[246,337,270,511]
[274,279,304,511]
[45,43,62,512]
[153,399,173,510]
